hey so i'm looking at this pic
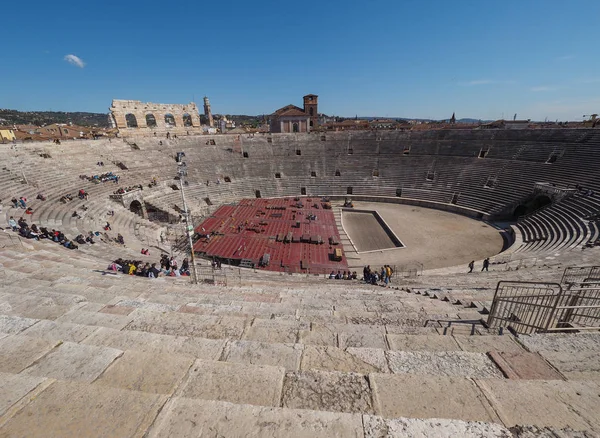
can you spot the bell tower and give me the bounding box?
[303,94,318,128]
[203,96,214,128]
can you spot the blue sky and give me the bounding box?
[2,0,599,121]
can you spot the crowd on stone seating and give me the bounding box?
[113,185,143,195]
[108,254,190,278]
[6,215,80,249]
[361,265,393,285]
[79,172,119,183]
[329,270,358,280]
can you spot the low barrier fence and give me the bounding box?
[487,281,600,334]
[561,265,600,284]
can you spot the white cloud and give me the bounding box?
[64,54,86,68]
[530,86,556,92]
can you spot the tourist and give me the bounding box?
[468,261,475,273]
[8,216,18,231]
[329,271,336,279]
[117,233,124,245]
[180,258,190,276]
[11,198,18,208]
[482,258,490,272]
[104,222,111,231]
[19,197,27,209]
[148,263,160,278]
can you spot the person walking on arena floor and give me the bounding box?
[468,260,474,273]
[481,258,490,272]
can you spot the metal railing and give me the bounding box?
[195,266,228,286]
[561,265,600,285]
[487,281,600,333]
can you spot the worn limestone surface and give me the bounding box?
[301,345,388,373]
[22,320,98,343]
[0,335,59,373]
[95,350,193,394]
[0,315,38,334]
[518,333,600,379]
[282,370,374,414]
[223,340,303,370]
[126,309,247,339]
[115,299,180,312]
[178,359,285,407]
[320,323,388,349]
[147,397,364,438]
[509,425,599,437]
[488,351,565,380]
[299,328,338,346]
[0,380,166,438]
[0,372,46,417]
[81,326,225,360]
[477,379,600,432]
[23,341,122,382]
[363,415,512,438]
[386,350,504,378]
[56,310,132,330]
[453,334,524,353]
[243,319,308,344]
[386,334,461,351]
[371,374,499,422]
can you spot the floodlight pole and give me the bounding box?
[178,162,199,284]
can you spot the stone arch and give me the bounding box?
[130,200,144,216]
[146,114,157,127]
[125,114,138,128]
[164,113,176,127]
[182,113,193,127]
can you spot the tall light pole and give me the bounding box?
[177,157,199,284]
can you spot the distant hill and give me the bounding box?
[0,109,109,128]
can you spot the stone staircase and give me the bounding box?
[1,238,599,436]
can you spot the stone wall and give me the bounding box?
[110,99,203,136]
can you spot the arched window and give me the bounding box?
[146,114,157,127]
[164,113,176,127]
[125,114,138,128]
[182,113,193,127]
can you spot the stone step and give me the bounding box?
[0,372,514,437]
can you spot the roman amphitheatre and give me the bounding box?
[1,105,600,437]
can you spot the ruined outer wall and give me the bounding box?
[110,99,202,135]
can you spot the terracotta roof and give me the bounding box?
[273,105,308,118]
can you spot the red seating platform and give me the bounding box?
[193,198,349,274]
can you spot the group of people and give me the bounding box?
[114,185,142,195]
[75,232,97,245]
[108,255,190,278]
[10,197,28,209]
[80,172,119,183]
[363,265,394,285]
[7,216,80,249]
[468,258,490,272]
[329,270,358,280]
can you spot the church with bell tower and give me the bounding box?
[270,94,319,133]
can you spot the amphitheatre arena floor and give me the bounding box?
[341,202,504,271]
